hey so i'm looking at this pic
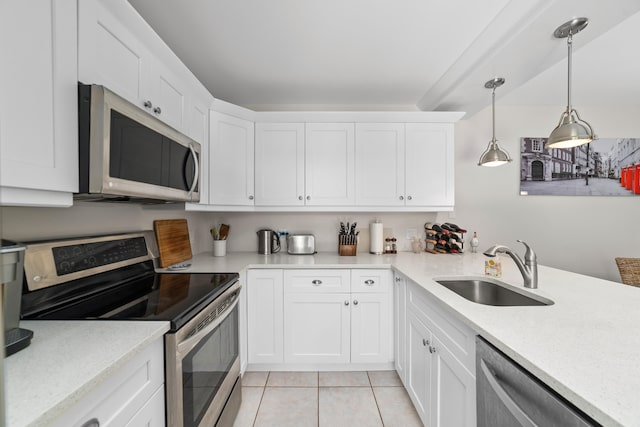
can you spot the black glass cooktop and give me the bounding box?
[21,261,238,331]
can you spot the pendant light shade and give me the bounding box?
[547,18,596,149]
[478,77,511,167]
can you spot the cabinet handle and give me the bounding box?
[80,419,100,427]
[143,100,153,109]
[306,195,311,200]
[364,279,375,285]
[298,196,303,200]
[311,279,322,285]
[407,195,413,201]
[422,338,429,347]
[153,106,162,114]
[344,300,350,306]
[429,346,436,354]
[249,195,254,200]
[399,195,404,201]
[353,299,358,305]
[395,277,401,282]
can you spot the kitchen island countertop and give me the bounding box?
[174,250,640,427]
[5,320,169,427]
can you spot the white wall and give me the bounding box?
[441,104,640,282]
[0,204,436,257]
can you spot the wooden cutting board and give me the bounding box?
[153,219,192,268]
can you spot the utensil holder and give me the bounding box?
[213,240,227,257]
[339,244,357,256]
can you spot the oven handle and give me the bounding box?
[177,291,239,357]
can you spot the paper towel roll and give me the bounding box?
[370,221,384,254]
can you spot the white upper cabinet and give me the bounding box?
[405,123,454,208]
[305,123,355,206]
[255,123,355,207]
[355,123,405,206]
[184,96,211,205]
[78,0,207,135]
[78,0,149,108]
[0,0,78,207]
[255,123,305,206]
[354,122,455,209]
[209,112,255,206]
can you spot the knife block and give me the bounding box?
[339,244,357,256]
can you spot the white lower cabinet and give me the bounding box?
[393,273,407,385]
[284,292,351,364]
[283,269,392,365]
[403,279,476,427]
[51,338,165,427]
[247,269,392,368]
[247,269,284,364]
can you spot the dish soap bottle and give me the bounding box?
[470,232,479,253]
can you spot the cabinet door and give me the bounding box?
[406,309,432,425]
[305,123,355,206]
[254,123,305,206]
[355,123,405,206]
[0,0,78,206]
[394,274,407,384]
[405,123,454,207]
[430,335,476,427]
[78,0,151,111]
[351,292,392,364]
[147,58,188,132]
[184,96,210,205]
[247,270,283,364]
[125,387,165,427]
[210,112,255,205]
[284,293,350,364]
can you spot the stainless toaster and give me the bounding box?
[286,234,316,255]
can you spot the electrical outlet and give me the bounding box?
[406,228,418,240]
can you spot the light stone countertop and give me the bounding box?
[5,320,169,427]
[174,250,640,427]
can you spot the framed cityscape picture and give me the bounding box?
[519,137,640,196]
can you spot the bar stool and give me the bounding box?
[615,258,640,286]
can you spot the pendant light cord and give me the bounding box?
[566,32,573,113]
[491,85,496,143]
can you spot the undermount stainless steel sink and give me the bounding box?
[435,278,554,306]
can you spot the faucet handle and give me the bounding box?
[516,240,536,262]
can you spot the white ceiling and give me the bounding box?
[128,0,640,114]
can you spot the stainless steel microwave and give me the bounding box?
[76,84,200,203]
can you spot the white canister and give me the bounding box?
[369,221,384,254]
[213,240,227,257]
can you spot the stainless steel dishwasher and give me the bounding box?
[476,337,601,427]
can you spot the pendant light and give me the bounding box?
[478,77,512,167]
[547,17,596,148]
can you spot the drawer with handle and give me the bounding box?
[284,269,350,293]
[351,269,392,293]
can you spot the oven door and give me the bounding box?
[165,281,241,427]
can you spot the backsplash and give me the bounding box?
[0,204,438,255]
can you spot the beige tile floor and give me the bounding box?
[233,370,423,427]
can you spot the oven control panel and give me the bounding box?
[52,237,148,275]
[23,232,155,291]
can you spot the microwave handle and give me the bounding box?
[187,143,199,196]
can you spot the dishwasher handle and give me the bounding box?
[480,359,538,427]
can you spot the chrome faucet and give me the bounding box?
[483,240,538,289]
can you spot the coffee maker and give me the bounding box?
[1,240,32,356]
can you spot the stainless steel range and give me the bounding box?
[20,231,241,427]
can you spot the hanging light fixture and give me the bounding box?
[478,77,512,167]
[547,17,596,148]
